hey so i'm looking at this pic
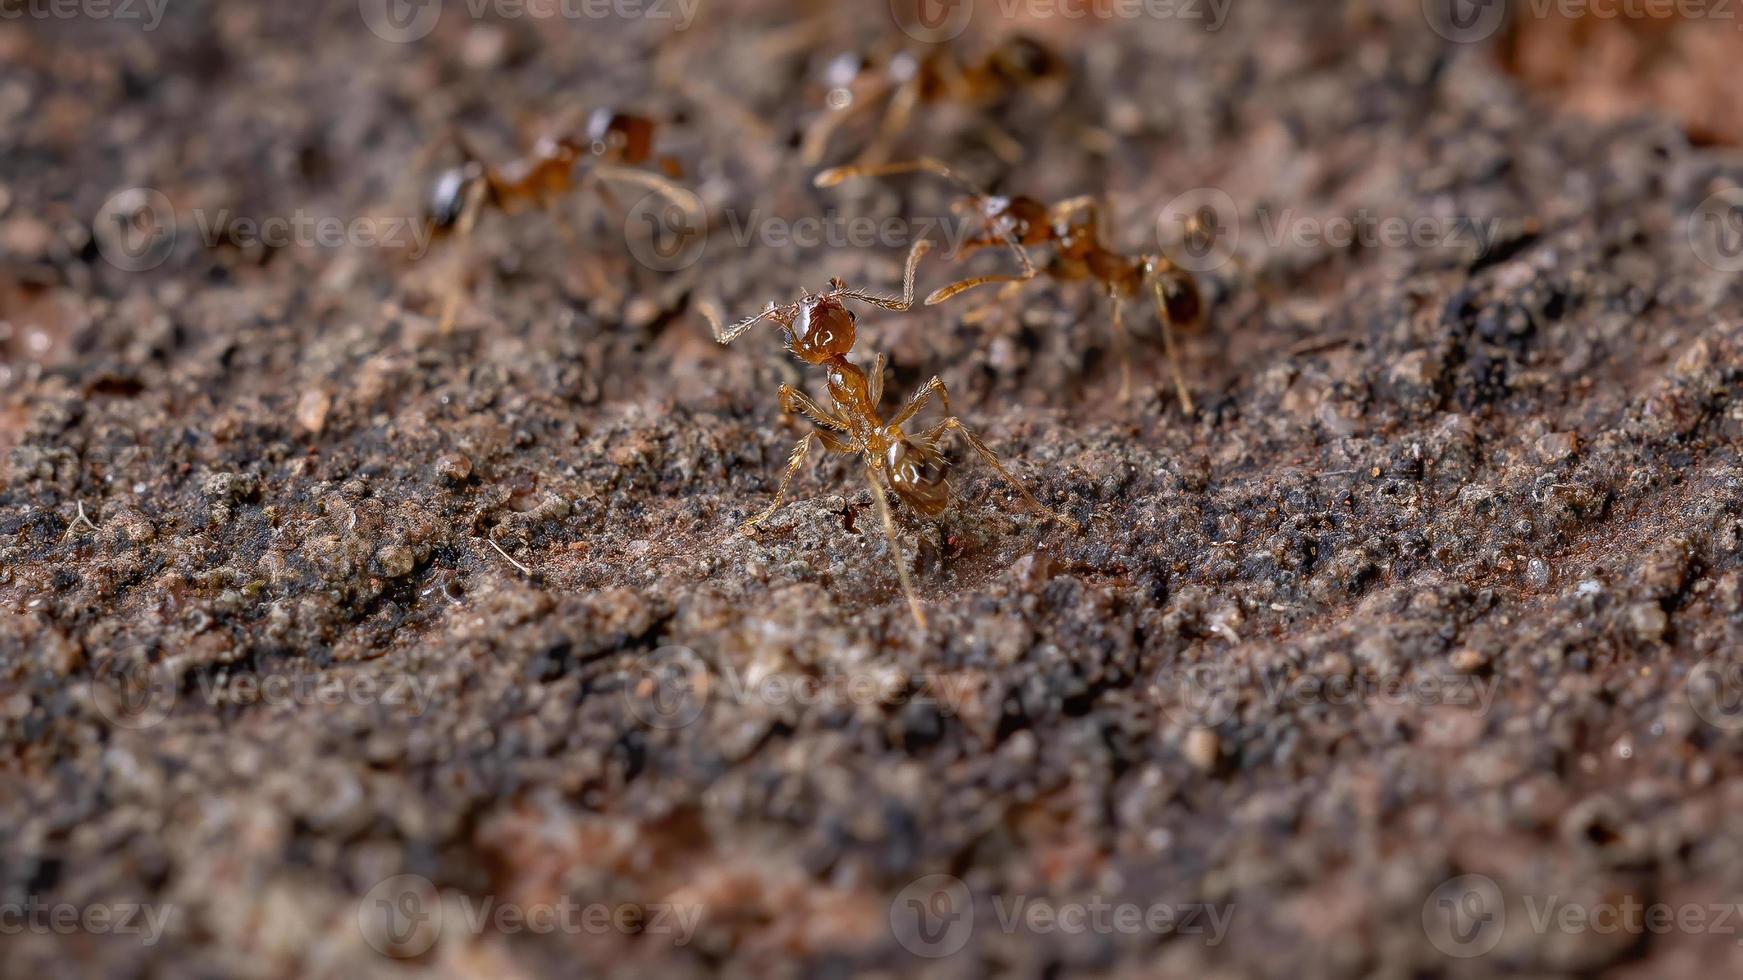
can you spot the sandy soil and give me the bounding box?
[5,1,1743,977]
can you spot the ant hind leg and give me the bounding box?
[864,461,928,630]
[922,417,1079,532]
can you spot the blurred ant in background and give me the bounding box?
[818,157,1227,413]
[703,241,1078,629]
[421,108,698,331]
[800,33,1070,168]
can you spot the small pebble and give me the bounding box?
[1450,648,1488,674]
[1185,729,1220,772]
[437,453,472,482]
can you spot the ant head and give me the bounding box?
[886,438,950,517]
[788,294,856,364]
[585,109,654,165]
[988,35,1066,86]
[990,196,1051,245]
[426,163,484,234]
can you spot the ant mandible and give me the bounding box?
[815,157,1208,413]
[704,240,1079,629]
[800,34,1069,168]
[422,108,698,331]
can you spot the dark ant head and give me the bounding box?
[426,163,485,235]
[584,109,654,165]
[987,35,1066,86]
[886,439,950,517]
[787,294,856,364]
[985,195,1052,246]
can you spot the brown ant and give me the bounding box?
[800,34,1069,168]
[421,108,697,331]
[703,240,1079,628]
[816,158,1213,413]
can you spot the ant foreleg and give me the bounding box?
[778,383,849,432]
[921,417,1079,532]
[742,429,847,534]
[868,352,886,407]
[887,375,950,430]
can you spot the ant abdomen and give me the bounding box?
[886,440,950,517]
[1156,268,1203,330]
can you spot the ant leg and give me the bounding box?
[778,383,849,432]
[888,375,950,430]
[742,431,820,534]
[592,164,704,214]
[1108,289,1133,404]
[867,352,886,407]
[861,73,923,166]
[800,82,891,167]
[813,157,990,198]
[438,179,489,334]
[922,417,1080,532]
[961,276,1032,326]
[864,460,928,630]
[1150,278,1196,416]
[925,267,1036,306]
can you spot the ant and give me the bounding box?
[703,240,1079,629]
[816,158,1213,413]
[421,108,698,331]
[799,33,1069,168]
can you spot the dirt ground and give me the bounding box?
[5,0,1743,977]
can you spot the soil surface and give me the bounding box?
[5,1,1743,977]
